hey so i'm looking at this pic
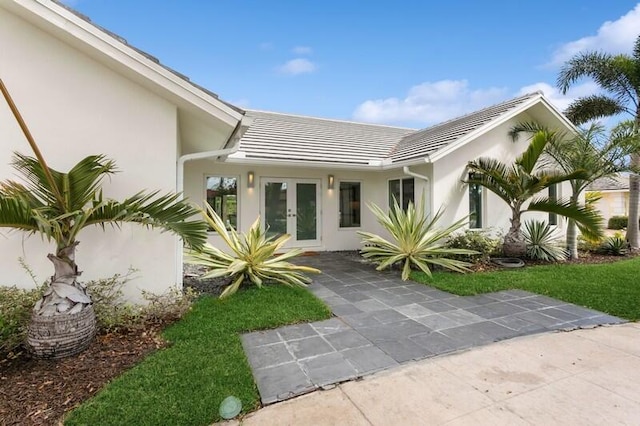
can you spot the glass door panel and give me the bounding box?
[295,183,317,241]
[264,181,287,239]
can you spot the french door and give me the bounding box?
[261,178,321,247]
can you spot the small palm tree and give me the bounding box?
[0,80,207,358]
[557,34,640,248]
[466,130,603,258]
[511,121,640,259]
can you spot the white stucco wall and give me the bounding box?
[431,117,568,237]
[589,191,628,225]
[0,9,180,300]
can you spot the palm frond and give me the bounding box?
[66,155,117,211]
[0,195,39,232]
[466,158,518,204]
[526,197,603,240]
[564,95,628,125]
[516,130,553,174]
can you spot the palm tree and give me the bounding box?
[557,34,640,248]
[0,80,207,358]
[466,130,603,258]
[511,121,640,259]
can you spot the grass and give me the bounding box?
[411,256,640,321]
[65,285,331,426]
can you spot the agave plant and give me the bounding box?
[186,205,320,298]
[523,220,568,262]
[599,233,628,256]
[357,197,477,280]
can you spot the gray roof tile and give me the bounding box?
[587,175,629,191]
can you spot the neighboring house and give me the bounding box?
[1,1,576,300]
[586,175,630,225]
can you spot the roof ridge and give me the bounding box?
[408,91,542,135]
[245,109,417,131]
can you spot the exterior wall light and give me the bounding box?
[328,174,335,190]
[247,171,255,188]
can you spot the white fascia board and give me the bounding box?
[223,156,382,171]
[427,94,545,163]
[10,0,243,127]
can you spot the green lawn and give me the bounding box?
[412,256,640,321]
[65,285,331,426]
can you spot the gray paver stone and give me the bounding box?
[286,336,335,359]
[246,342,294,370]
[376,338,431,363]
[277,323,318,341]
[254,362,313,404]
[301,352,358,386]
[324,329,371,351]
[342,345,398,373]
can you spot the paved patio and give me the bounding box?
[241,253,624,404]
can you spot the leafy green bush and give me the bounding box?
[523,220,567,262]
[598,233,628,256]
[186,205,320,298]
[445,229,501,263]
[578,233,604,252]
[608,216,628,230]
[0,285,43,358]
[357,198,476,280]
[87,270,197,333]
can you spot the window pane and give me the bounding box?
[469,174,482,228]
[389,179,401,208]
[206,176,237,229]
[548,184,558,225]
[264,182,287,238]
[339,182,361,228]
[402,178,415,210]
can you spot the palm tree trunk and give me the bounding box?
[27,242,96,359]
[503,208,526,257]
[566,194,579,259]
[630,113,640,250]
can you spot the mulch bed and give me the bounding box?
[0,327,166,426]
[1,252,636,425]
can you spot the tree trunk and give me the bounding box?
[629,114,640,250]
[566,194,579,260]
[26,242,96,359]
[502,209,527,258]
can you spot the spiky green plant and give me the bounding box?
[523,220,568,262]
[186,205,320,298]
[599,233,628,256]
[357,197,477,280]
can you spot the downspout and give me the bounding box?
[403,158,432,217]
[175,119,246,287]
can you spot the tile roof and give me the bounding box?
[238,110,414,165]
[236,93,543,166]
[389,93,540,162]
[587,175,630,191]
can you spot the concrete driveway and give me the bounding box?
[233,323,640,425]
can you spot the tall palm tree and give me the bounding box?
[466,130,603,257]
[511,121,640,259]
[0,80,207,358]
[557,34,640,248]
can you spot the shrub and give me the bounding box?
[445,229,501,263]
[87,270,197,333]
[0,285,43,358]
[357,197,477,280]
[578,234,604,252]
[186,205,320,298]
[598,233,628,256]
[608,216,628,230]
[523,220,567,262]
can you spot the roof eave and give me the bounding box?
[7,0,243,127]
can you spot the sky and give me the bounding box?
[63,0,640,129]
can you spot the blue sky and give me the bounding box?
[64,1,640,128]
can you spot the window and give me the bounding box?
[206,176,237,230]
[468,174,483,229]
[548,184,558,225]
[388,178,415,210]
[339,182,361,228]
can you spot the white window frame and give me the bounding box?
[468,175,484,229]
[204,174,240,232]
[387,177,415,211]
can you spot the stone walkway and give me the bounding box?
[241,253,624,404]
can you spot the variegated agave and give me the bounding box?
[357,197,477,280]
[186,205,320,298]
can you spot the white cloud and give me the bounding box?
[517,81,599,112]
[278,58,317,75]
[549,3,640,66]
[352,80,508,126]
[292,46,312,55]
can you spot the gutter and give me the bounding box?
[403,163,432,218]
[175,118,248,287]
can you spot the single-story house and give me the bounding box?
[1,0,574,300]
[586,174,630,225]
